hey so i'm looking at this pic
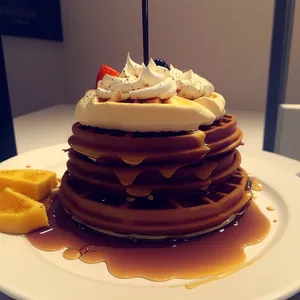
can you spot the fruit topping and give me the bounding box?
[0,169,57,201]
[0,187,48,234]
[154,58,170,70]
[96,64,120,87]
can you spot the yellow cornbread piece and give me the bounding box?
[0,188,49,234]
[0,169,57,201]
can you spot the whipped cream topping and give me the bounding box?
[76,92,225,132]
[97,54,177,101]
[170,65,214,99]
[75,54,226,132]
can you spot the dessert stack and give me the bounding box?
[58,54,249,239]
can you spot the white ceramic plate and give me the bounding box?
[1,144,300,300]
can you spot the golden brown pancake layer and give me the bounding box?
[68,114,242,165]
[59,168,251,237]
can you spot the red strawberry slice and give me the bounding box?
[96,64,120,87]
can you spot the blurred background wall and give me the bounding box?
[1,0,299,117]
[286,0,300,105]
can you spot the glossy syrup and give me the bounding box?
[27,195,270,283]
[249,176,263,191]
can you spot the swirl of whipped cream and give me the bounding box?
[170,65,214,99]
[97,54,177,101]
[194,93,225,120]
[75,54,226,132]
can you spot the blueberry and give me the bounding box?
[154,58,170,70]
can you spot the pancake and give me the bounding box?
[68,114,242,165]
[59,167,251,239]
[58,114,249,238]
[58,55,251,239]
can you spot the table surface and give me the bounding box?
[1,105,299,300]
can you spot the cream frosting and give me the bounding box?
[169,65,214,99]
[76,92,225,132]
[97,55,177,101]
[75,54,226,132]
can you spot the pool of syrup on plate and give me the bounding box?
[27,182,270,284]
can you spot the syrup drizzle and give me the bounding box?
[250,176,263,191]
[266,206,275,211]
[113,168,142,186]
[27,197,270,284]
[126,185,152,197]
[121,156,147,166]
[158,164,187,178]
[63,248,81,260]
[193,162,218,180]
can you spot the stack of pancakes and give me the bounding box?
[59,113,251,239]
